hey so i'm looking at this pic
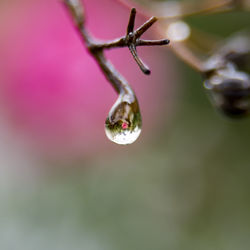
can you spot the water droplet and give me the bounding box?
[105,97,142,145]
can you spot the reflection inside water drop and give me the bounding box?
[105,124,141,145]
[105,97,142,145]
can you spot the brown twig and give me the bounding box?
[63,0,170,94]
[63,0,171,144]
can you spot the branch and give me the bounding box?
[116,0,237,20]
[63,0,170,144]
[64,0,170,78]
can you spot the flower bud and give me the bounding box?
[204,63,250,117]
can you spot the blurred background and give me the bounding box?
[0,0,250,249]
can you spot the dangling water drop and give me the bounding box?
[105,96,142,145]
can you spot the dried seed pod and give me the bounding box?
[204,63,250,117]
[203,32,250,117]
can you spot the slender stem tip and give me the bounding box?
[152,16,158,22]
[165,39,170,45]
[131,8,136,14]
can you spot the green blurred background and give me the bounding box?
[1,1,250,250]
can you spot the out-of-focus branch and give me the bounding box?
[116,0,238,20]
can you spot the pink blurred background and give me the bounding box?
[1,2,250,250]
[0,0,175,161]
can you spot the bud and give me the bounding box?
[204,62,250,117]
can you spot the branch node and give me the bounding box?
[64,2,170,78]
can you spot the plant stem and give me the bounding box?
[63,0,170,95]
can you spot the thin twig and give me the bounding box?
[63,0,170,81]
[134,17,158,39]
[116,0,235,20]
[136,39,170,46]
[158,0,235,20]
[127,8,136,35]
[129,44,150,74]
[170,43,206,73]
